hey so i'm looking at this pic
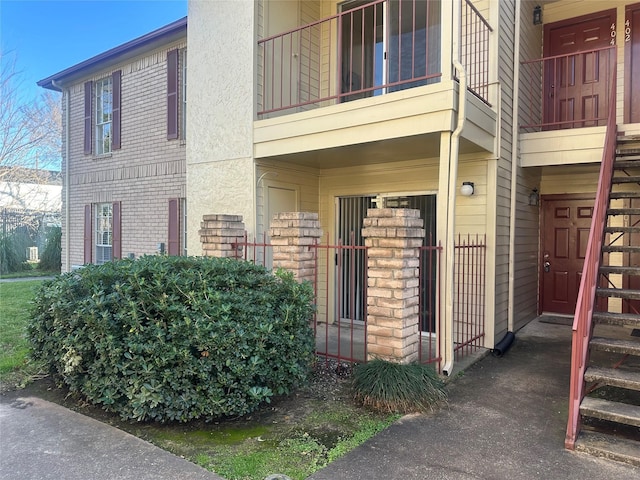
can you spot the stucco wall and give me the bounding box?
[186,0,258,254]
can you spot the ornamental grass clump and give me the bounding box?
[352,359,447,413]
[28,255,315,422]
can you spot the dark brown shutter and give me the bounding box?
[112,201,121,260]
[168,198,180,255]
[84,205,92,264]
[167,49,179,140]
[112,70,121,150]
[84,81,92,154]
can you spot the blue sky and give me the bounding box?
[1,0,187,99]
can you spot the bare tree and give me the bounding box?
[0,51,62,211]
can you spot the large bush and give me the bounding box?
[38,226,61,272]
[29,256,316,422]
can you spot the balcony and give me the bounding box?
[254,0,496,161]
[520,46,616,167]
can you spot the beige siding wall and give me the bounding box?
[63,40,187,270]
[491,0,517,341]
[513,0,544,331]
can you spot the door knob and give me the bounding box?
[544,261,551,273]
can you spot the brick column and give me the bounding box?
[362,208,424,364]
[199,214,245,258]
[269,212,322,283]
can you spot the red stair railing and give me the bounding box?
[564,58,617,450]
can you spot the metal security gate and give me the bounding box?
[384,194,437,332]
[337,196,375,322]
[337,194,436,330]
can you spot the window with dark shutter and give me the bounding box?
[167,49,179,140]
[112,70,121,150]
[112,201,122,260]
[84,205,92,263]
[84,82,92,154]
[168,198,180,255]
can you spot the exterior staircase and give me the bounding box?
[574,135,640,465]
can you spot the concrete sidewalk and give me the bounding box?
[0,396,224,480]
[309,318,640,479]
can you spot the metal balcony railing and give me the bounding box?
[520,46,616,132]
[258,0,492,118]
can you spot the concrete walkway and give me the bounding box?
[309,318,640,479]
[0,395,224,480]
[1,318,639,479]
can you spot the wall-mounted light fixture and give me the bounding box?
[529,188,540,206]
[461,181,475,197]
[533,5,542,25]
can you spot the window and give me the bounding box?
[84,71,120,155]
[85,202,121,264]
[95,203,113,264]
[167,48,187,140]
[95,78,113,155]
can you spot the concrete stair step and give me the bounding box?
[581,396,640,428]
[605,225,640,233]
[584,366,640,391]
[612,176,640,184]
[596,288,640,300]
[608,191,640,200]
[615,159,640,168]
[600,265,640,276]
[608,208,640,216]
[575,430,640,467]
[603,244,640,254]
[591,337,640,356]
[593,312,640,328]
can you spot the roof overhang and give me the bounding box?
[37,17,187,91]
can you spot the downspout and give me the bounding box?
[442,59,466,376]
[508,1,522,334]
[52,80,70,272]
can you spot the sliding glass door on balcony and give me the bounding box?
[258,0,443,116]
[339,0,441,101]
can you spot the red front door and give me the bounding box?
[541,197,594,315]
[544,9,616,129]
[625,3,640,124]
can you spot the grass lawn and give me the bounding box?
[0,280,46,389]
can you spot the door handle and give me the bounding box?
[544,261,551,273]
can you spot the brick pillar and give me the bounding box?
[199,214,245,258]
[362,208,424,364]
[269,212,322,283]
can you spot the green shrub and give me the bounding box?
[0,234,29,274]
[28,256,316,422]
[352,359,447,413]
[38,226,61,272]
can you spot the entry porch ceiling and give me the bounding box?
[261,133,486,169]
